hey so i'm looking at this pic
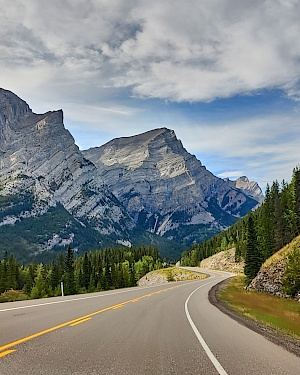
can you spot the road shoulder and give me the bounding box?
[209,278,300,358]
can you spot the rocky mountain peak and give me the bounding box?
[84,128,261,244]
[0,90,264,260]
[0,88,31,127]
[0,90,136,259]
[234,176,264,203]
[89,127,185,171]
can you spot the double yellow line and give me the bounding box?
[0,283,185,358]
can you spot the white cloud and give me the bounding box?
[217,171,245,179]
[0,0,300,190]
[1,1,300,103]
[173,112,300,190]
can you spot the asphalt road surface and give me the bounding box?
[0,269,299,374]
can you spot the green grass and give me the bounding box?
[218,275,300,339]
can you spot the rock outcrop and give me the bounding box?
[232,176,264,203]
[248,235,300,300]
[0,88,134,258]
[248,259,286,296]
[0,89,263,260]
[83,128,262,245]
[200,248,244,273]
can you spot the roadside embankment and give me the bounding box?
[138,267,207,286]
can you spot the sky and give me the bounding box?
[1,0,300,191]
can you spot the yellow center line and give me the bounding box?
[112,303,125,309]
[0,282,189,356]
[69,317,91,327]
[0,350,16,358]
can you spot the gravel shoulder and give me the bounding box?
[209,278,300,358]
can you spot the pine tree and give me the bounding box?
[0,252,8,293]
[244,216,262,284]
[7,255,18,290]
[31,264,48,299]
[82,252,91,290]
[258,185,275,260]
[63,246,76,295]
[23,264,36,296]
[292,166,300,232]
[50,262,60,292]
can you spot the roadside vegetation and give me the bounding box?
[181,165,300,339]
[181,166,300,286]
[154,267,207,282]
[218,275,300,340]
[0,245,162,302]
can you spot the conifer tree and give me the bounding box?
[292,166,300,232]
[31,264,48,299]
[50,262,60,292]
[244,216,262,283]
[0,258,8,293]
[7,255,18,290]
[23,264,36,296]
[82,252,91,290]
[63,246,76,295]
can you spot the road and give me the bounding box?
[0,268,299,374]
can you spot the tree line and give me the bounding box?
[0,245,162,301]
[181,167,300,285]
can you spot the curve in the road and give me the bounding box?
[185,279,229,375]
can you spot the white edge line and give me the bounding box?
[184,279,229,375]
[0,279,202,313]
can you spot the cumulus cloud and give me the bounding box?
[1,0,300,189]
[217,171,246,179]
[1,0,300,103]
[174,112,300,189]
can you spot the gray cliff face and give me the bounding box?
[0,88,134,250]
[83,128,260,243]
[232,176,264,203]
[0,89,263,259]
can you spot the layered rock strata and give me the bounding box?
[84,128,262,244]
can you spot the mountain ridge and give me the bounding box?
[83,127,263,244]
[0,88,263,261]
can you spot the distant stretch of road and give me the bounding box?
[0,268,299,374]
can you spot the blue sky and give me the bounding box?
[1,0,300,191]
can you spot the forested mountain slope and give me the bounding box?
[181,167,300,292]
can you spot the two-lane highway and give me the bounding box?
[0,269,299,374]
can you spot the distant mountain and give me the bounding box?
[0,89,262,262]
[83,128,263,245]
[0,89,179,262]
[230,176,264,203]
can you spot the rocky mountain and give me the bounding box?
[231,176,264,203]
[83,128,262,245]
[0,89,141,262]
[0,89,263,262]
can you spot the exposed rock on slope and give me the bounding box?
[0,89,134,259]
[83,128,261,245]
[137,267,207,286]
[231,176,264,203]
[200,248,244,273]
[248,235,300,299]
[0,89,263,261]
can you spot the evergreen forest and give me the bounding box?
[181,167,300,284]
[0,245,162,302]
